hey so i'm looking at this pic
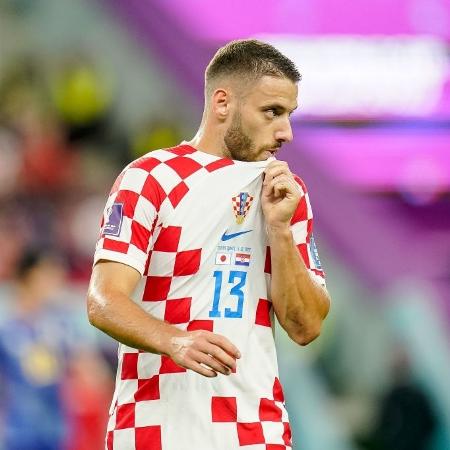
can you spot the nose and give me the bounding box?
[275,119,293,144]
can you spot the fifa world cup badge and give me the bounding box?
[232,192,254,224]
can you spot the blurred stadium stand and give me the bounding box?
[0,0,449,449]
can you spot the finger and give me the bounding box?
[263,162,291,184]
[207,333,241,359]
[200,342,237,371]
[264,169,289,186]
[266,160,289,171]
[265,171,295,191]
[274,184,283,198]
[262,174,273,197]
[264,160,288,175]
[195,351,231,375]
[188,360,218,378]
[270,174,295,188]
[268,175,295,197]
[275,184,288,198]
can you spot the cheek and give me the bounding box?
[245,117,268,140]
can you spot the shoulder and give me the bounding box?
[110,145,189,191]
[108,145,200,209]
[126,145,197,173]
[125,149,175,172]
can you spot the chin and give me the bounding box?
[258,151,274,161]
[231,148,270,162]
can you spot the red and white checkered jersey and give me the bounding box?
[94,144,326,450]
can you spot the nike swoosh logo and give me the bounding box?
[221,230,252,241]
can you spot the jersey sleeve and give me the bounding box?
[94,161,164,275]
[290,175,326,287]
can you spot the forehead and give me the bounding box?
[244,75,298,109]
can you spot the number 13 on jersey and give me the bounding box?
[209,270,247,318]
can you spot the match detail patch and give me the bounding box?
[309,234,322,270]
[103,202,124,236]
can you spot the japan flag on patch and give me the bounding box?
[103,203,123,237]
[235,253,250,266]
[215,252,231,265]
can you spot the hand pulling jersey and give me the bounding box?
[94,144,326,450]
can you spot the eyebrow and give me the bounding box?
[262,104,298,115]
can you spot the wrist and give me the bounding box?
[157,324,185,356]
[266,223,292,243]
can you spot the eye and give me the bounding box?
[265,108,279,118]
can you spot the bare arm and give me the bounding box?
[87,261,240,377]
[262,161,330,345]
[267,224,330,345]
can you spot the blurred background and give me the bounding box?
[0,0,449,449]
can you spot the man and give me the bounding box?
[87,39,330,450]
[0,248,67,450]
[0,247,112,450]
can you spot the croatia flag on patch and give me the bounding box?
[235,253,250,266]
[215,252,231,265]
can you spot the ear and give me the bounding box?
[211,88,230,120]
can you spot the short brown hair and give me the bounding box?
[205,39,301,91]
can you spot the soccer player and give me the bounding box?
[87,39,330,450]
[0,249,67,450]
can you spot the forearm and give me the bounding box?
[267,224,330,345]
[87,262,240,378]
[87,287,180,356]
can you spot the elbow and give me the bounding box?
[288,322,322,346]
[86,292,104,329]
[281,293,330,346]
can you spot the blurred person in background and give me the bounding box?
[87,39,330,449]
[369,347,437,450]
[0,247,112,450]
[0,248,68,450]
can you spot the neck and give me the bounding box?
[186,118,230,159]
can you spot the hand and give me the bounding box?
[168,330,241,378]
[261,161,301,227]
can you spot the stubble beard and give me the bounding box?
[223,111,256,162]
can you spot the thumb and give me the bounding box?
[262,180,272,198]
